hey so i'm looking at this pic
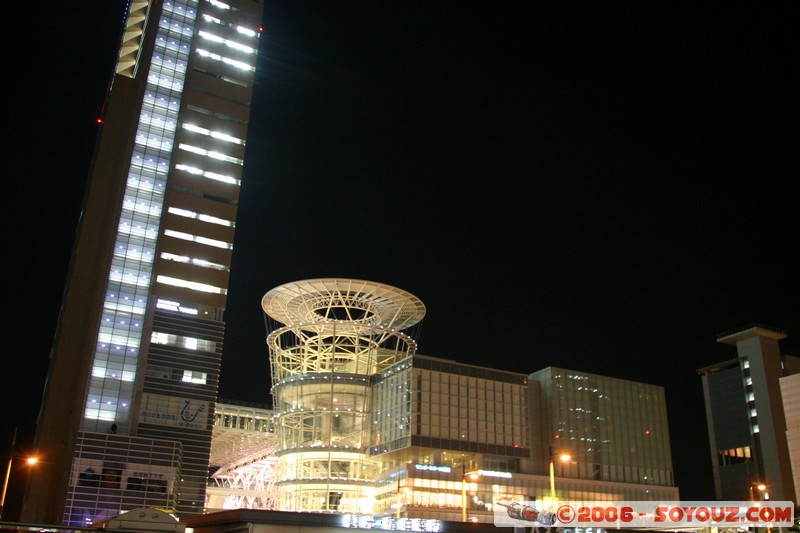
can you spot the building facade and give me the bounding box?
[229,278,678,522]
[369,359,677,523]
[698,324,800,502]
[780,373,800,503]
[529,367,674,489]
[23,0,264,525]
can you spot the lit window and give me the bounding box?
[175,163,240,186]
[195,49,254,71]
[164,229,232,249]
[198,31,255,54]
[156,275,228,295]
[182,371,208,384]
[168,206,234,226]
[177,142,244,165]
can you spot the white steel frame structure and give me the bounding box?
[207,403,280,511]
[209,445,280,510]
[263,279,425,513]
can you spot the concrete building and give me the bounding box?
[23,0,264,525]
[779,373,800,501]
[203,279,678,521]
[698,324,800,502]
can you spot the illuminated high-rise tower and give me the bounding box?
[23,0,264,525]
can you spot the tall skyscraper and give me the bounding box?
[698,325,800,502]
[22,0,264,525]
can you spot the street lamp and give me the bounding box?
[549,446,571,504]
[749,482,767,502]
[0,429,38,521]
[395,480,411,518]
[461,466,480,522]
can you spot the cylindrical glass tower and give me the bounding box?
[262,279,425,513]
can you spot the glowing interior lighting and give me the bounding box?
[175,164,203,175]
[156,275,228,295]
[198,214,232,226]
[164,229,232,249]
[178,143,243,165]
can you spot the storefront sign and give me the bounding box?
[343,515,442,532]
[414,464,451,473]
[477,469,512,478]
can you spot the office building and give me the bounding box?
[209,278,678,521]
[528,367,674,489]
[23,0,264,526]
[698,324,800,502]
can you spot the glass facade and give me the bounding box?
[83,0,200,434]
[414,364,528,449]
[530,367,674,487]
[264,279,426,514]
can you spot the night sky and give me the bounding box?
[3,1,798,517]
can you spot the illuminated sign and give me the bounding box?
[477,469,512,478]
[342,515,442,532]
[156,298,198,315]
[414,464,451,473]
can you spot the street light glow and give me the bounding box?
[462,469,481,522]
[549,447,574,506]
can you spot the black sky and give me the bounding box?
[3,1,799,516]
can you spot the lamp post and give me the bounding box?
[1,429,38,521]
[749,482,767,502]
[395,479,411,518]
[549,446,571,505]
[461,466,480,522]
[395,478,401,518]
[0,428,18,521]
